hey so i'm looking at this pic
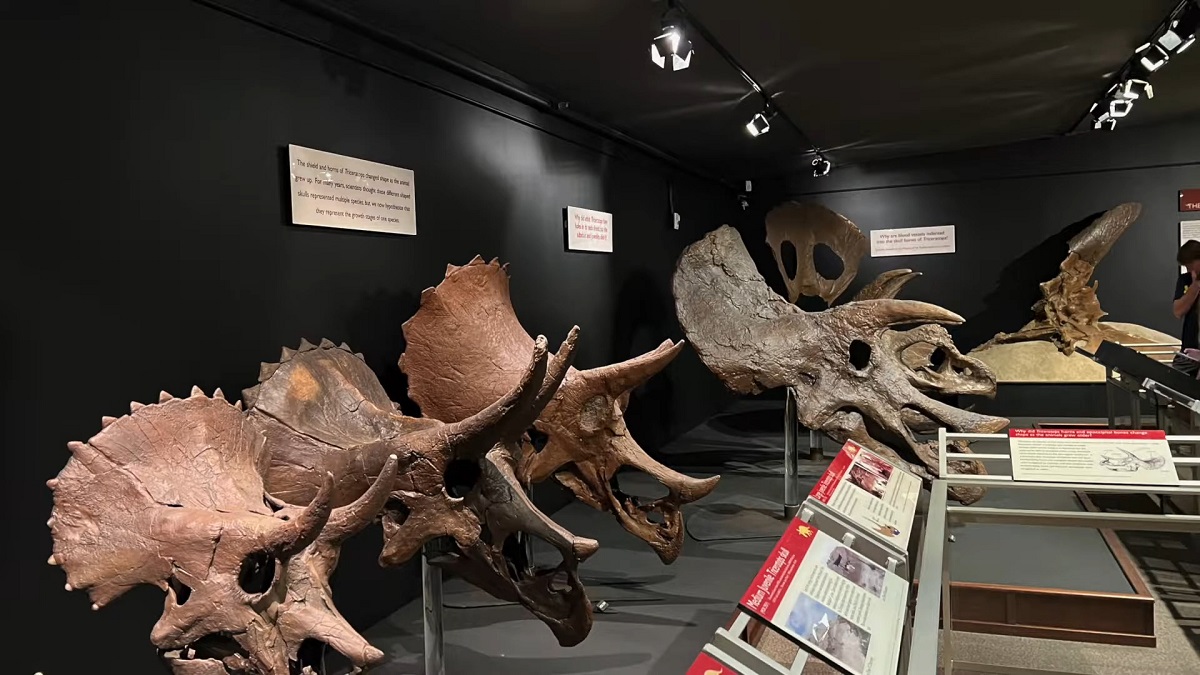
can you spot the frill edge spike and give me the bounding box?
[46,478,59,489]
[234,400,243,411]
[281,346,297,361]
[212,388,225,400]
[159,391,173,403]
[100,416,117,428]
[259,362,279,381]
[338,342,351,351]
[319,338,335,349]
[130,401,145,413]
[190,385,204,398]
[298,338,316,352]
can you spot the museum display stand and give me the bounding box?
[783,389,824,520]
[687,428,1200,675]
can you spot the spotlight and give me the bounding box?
[1109,97,1134,118]
[1119,78,1154,100]
[746,111,772,137]
[1090,102,1117,131]
[812,155,832,177]
[1134,42,1170,71]
[1158,1,1200,54]
[650,7,693,71]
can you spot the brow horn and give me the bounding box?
[841,298,964,330]
[321,455,398,544]
[586,339,685,396]
[853,269,922,301]
[264,471,334,557]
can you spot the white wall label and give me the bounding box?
[565,206,613,253]
[1009,428,1179,486]
[288,144,415,235]
[869,225,955,257]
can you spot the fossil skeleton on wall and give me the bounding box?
[983,202,1143,355]
[245,338,598,648]
[673,224,1007,504]
[400,257,720,564]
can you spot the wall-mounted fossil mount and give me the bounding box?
[245,338,597,648]
[673,225,1007,505]
[400,257,720,564]
[46,388,390,674]
[970,203,1179,382]
[765,201,924,305]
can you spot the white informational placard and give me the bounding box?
[740,521,907,675]
[1009,428,1180,486]
[870,225,955,257]
[808,441,920,551]
[565,206,613,253]
[288,144,416,235]
[1180,220,1200,272]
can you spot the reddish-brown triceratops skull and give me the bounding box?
[674,226,1008,504]
[46,388,371,674]
[245,338,597,646]
[400,257,720,563]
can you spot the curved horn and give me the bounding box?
[264,471,333,557]
[1067,202,1141,265]
[853,269,922,301]
[586,339,684,397]
[841,298,963,330]
[322,455,398,544]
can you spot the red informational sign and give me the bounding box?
[685,651,733,674]
[739,519,818,618]
[809,440,862,504]
[1182,189,1200,212]
[1009,428,1166,440]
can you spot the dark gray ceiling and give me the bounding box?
[330,0,1199,179]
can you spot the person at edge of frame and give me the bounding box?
[1171,239,1200,376]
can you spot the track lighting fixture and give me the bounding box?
[650,4,693,71]
[812,155,832,177]
[1134,42,1170,72]
[1119,78,1154,100]
[746,110,773,137]
[1157,0,1199,54]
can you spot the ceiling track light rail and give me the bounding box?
[657,0,832,175]
[1074,0,1196,133]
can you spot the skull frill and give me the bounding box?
[399,257,720,564]
[673,225,1008,504]
[243,337,598,647]
[45,387,398,674]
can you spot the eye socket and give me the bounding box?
[527,427,550,453]
[781,240,799,280]
[849,340,872,370]
[238,552,277,595]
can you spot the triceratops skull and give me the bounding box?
[46,387,389,674]
[400,257,720,564]
[244,337,597,646]
[673,226,1008,504]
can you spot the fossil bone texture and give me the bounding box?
[400,257,720,564]
[44,387,386,674]
[984,203,1143,355]
[673,226,1008,504]
[246,338,597,647]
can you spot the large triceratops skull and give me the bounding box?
[400,257,720,564]
[46,387,390,674]
[245,338,597,646]
[673,226,1008,504]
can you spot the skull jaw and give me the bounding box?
[553,463,687,564]
[431,543,595,647]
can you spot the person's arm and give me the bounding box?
[1174,272,1200,319]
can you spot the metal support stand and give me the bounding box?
[783,390,801,519]
[422,546,445,675]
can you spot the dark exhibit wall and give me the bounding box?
[3,1,740,672]
[770,119,1200,353]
